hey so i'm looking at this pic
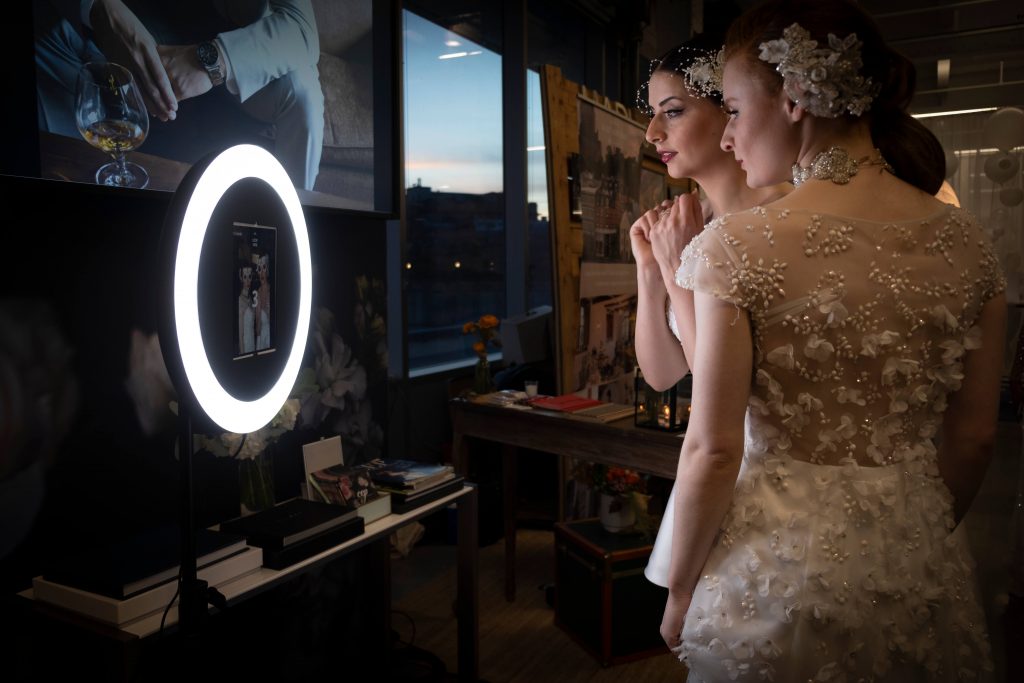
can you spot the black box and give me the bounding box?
[554,518,668,666]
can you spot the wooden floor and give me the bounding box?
[392,421,1024,683]
[391,528,686,683]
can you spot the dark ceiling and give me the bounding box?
[857,0,1024,113]
[640,0,1024,113]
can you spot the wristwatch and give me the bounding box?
[197,41,224,86]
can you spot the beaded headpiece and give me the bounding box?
[758,23,878,118]
[637,46,724,115]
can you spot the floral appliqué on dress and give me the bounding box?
[658,205,1004,682]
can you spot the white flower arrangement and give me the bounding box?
[195,398,300,461]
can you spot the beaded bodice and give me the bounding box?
[676,204,1005,470]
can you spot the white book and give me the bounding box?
[32,546,263,626]
[354,492,391,524]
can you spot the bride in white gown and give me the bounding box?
[642,1,1005,680]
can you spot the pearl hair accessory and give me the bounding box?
[637,46,724,115]
[758,23,878,118]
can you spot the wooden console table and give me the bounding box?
[450,398,683,601]
[15,485,479,682]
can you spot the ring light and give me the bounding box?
[174,145,311,434]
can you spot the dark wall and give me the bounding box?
[0,174,389,594]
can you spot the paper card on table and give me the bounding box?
[301,436,343,499]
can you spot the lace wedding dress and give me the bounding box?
[646,204,1003,681]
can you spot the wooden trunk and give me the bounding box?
[553,518,669,666]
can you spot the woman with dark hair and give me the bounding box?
[652,1,1005,680]
[630,35,789,392]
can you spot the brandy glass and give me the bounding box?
[74,61,150,188]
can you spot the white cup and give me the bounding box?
[524,380,539,397]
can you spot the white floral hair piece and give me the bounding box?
[682,48,724,100]
[758,22,878,118]
[637,46,724,115]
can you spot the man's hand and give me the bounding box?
[89,0,177,121]
[158,45,215,102]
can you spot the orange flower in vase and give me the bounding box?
[463,314,502,394]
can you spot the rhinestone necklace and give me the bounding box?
[792,145,894,187]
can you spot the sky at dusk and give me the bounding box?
[403,11,549,219]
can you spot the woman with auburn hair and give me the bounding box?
[651,1,1004,680]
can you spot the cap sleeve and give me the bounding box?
[675,216,786,313]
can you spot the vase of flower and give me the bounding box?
[599,492,636,533]
[238,448,275,516]
[473,356,495,395]
[463,314,501,395]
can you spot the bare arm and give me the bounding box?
[631,203,689,389]
[660,291,752,648]
[649,192,705,368]
[938,293,1006,523]
[631,192,706,389]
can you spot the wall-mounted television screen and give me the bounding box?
[29,0,396,214]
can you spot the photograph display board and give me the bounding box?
[543,66,686,403]
[233,222,278,360]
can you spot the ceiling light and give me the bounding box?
[936,59,951,89]
[912,107,997,119]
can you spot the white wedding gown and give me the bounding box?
[646,205,1001,681]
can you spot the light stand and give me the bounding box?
[176,393,207,636]
[158,144,311,643]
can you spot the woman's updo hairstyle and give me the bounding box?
[723,0,945,194]
[639,33,726,113]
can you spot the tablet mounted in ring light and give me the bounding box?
[158,145,312,636]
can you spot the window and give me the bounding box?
[527,68,552,311]
[403,10,505,373]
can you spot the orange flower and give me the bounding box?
[462,313,501,360]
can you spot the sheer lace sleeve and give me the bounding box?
[674,214,786,314]
[956,208,1006,304]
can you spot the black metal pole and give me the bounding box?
[177,393,208,635]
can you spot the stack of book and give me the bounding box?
[529,394,635,423]
[32,525,263,626]
[220,498,363,569]
[363,459,464,514]
[306,462,392,524]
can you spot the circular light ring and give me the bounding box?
[174,145,311,434]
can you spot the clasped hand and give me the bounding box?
[629,190,706,283]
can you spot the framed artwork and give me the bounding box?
[542,66,655,400]
[640,158,667,213]
[25,0,399,216]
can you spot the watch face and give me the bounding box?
[198,42,219,68]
